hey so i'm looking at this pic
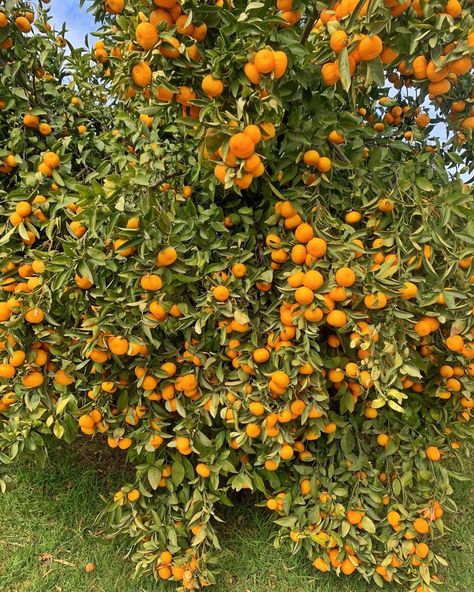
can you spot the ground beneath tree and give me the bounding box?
[0,441,472,592]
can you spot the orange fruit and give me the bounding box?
[54,369,74,386]
[335,267,355,287]
[252,348,270,363]
[106,0,125,13]
[16,201,32,217]
[445,0,462,17]
[0,301,12,322]
[244,62,261,84]
[272,370,290,388]
[246,423,261,438]
[387,510,401,527]
[156,247,177,267]
[24,113,39,128]
[16,16,32,32]
[294,223,314,244]
[446,334,464,352]
[303,270,324,291]
[399,282,417,299]
[160,37,181,59]
[341,558,357,575]
[326,309,347,328]
[273,50,288,78]
[108,336,129,355]
[127,489,140,502]
[313,557,329,572]
[317,157,332,173]
[328,130,344,144]
[254,48,275,74]
[280,444,294,459]
[201,75,224,98]
[330,30,348,53]
[158,566,171,580]
[25,307,44,324]
[260,122,276,140]
[132,62,152,87]
[196,463,211,477]
[364,292,387,310]
[346,509,364,525]
[321,62,340,85]
[243,125,262,144]
[140,274,163,291]
[358,35,383,61]
[213,285,230,302]
[229,133,255,159]
[22,371,44,388]
[0,364,15,379]
[415,542,429,559]
[413,518,429,534]
[426,446,441,461]
[75,274,93,289]
[149,301,167,322]
[43,151,60,169]
[303,150,320,166]
[295,286,314,305]
[307,237,327,257]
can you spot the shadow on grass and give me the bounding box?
[0,440,472,592]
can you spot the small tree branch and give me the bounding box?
[327,140,351,164]
[300,6,318,45]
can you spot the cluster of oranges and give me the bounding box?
[399,50,473,102]
[212,123,274,189]
[274,0,302,27]
[2,135,49,174]
[37,150,60,177]
[0,7,35,49]
[23,111,53,135]
[321,32,384,85]
[1,0,474,591]
[350,100,433,139]
[244,47,288,85]
[312,2,473,134]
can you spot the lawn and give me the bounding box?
[0,441,472,592]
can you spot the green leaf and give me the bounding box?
[338,48,352,92]
[341,431,355,455]
[148,466,162,490]
[360,516,376,533]
[341,520,351,537]
[274,516,298,528]
[416,177,434,192]
[55,395,72,415]
[53,421,65,439]
[171,461,185,486]
[367,58,385,87]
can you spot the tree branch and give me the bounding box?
[327,140,351,164]
[299,6,318,45]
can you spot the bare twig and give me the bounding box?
[38,553,77,568]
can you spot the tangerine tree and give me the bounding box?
[0,0,474,590]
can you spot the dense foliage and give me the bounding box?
[1,0,473,590]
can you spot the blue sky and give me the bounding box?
[47,0,95,48]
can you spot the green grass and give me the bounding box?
[0,442,472,592]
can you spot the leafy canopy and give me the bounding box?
[0,1,473,591]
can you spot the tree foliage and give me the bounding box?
[1,0,474,590]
